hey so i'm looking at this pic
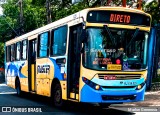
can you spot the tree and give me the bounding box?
[143,0,159,26]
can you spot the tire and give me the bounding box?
[52,83,64,107]
[15,79,21,96]
[99,103,111,108]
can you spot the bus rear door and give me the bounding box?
[28,37,37,92]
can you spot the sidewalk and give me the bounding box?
[113,91,160,107]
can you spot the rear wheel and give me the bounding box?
[15,79,21,96]
[52,83,64,107]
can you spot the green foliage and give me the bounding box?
[53,2,87,21]
[0,43,4,66]
[152,77,160,82]
[23,0,47,32]
[143,0,159,26]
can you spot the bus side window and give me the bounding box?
[11,44,15,61]
[22,40,27,60]
[38,32,49,58]
[6,46,11,62]
[51,25,67,56]
[16,42,21,61]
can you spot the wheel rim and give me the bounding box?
[55,90,61,103]
[54,85,62,105]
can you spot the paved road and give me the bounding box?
[0,84,160,115]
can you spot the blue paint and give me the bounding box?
[6,62,27,78]
[91,77,144,87]
[80,83,146,103]
[147,28,157,89]
[49,58,64,80]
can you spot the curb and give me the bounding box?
[145,91,160,95]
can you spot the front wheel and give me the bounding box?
[52,83,64,107]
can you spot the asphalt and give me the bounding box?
[0,82,160,107]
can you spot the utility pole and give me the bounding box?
[46,0,52,24]
[106,0,112,6]
[18,0,24,35]
[122,0,126,7]
[137,0,142,10]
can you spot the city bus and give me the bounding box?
[5,6,151,107]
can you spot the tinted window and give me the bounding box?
[6,46,11,62]
[11,44,15,61]
[38,32,49,57]
[51,25,67,55]
[22,40,27,60]
[16,42,21,61]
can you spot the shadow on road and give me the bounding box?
[11,92,135,115]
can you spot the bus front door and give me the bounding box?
[28,39,37,92]
[67,24,82,100]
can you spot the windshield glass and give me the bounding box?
[82,27,149,71]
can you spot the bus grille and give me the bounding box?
[102,95,136,100]
[101,86,135,89]
[98,74,141,80]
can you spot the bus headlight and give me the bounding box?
[95,85,100,90]
[136,82,145,90]
[82,77,102,90]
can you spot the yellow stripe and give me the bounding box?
[86,23,150,32]
[31,64,35,91]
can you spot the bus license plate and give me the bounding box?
[107,64,122,70]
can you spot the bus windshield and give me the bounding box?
[82,27,149,71]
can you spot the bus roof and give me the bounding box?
[5,6,151,45]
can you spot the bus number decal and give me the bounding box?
[110,14,130,23]
[37,65,50,74]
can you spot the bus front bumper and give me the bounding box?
[80,84,146,103]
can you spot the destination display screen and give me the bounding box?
[87,10,151,26]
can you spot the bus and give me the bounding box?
[147,25,160,90]
[5,6,151,107]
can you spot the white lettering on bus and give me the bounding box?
[37,65,50,74]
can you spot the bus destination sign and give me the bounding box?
[110,14,130,24]
[87,10,151,26]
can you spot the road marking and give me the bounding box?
[0,84,7,86]
[0,92,16,94]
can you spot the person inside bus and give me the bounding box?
[115,47,125,65]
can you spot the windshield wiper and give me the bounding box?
[103,25,116,47]
[126,28,139,49]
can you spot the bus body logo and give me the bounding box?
[120,81,137,85]
[37,65,50,74]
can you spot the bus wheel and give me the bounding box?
[15,79,21,96]
[99,103,111,108]
[53,83,63,107]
